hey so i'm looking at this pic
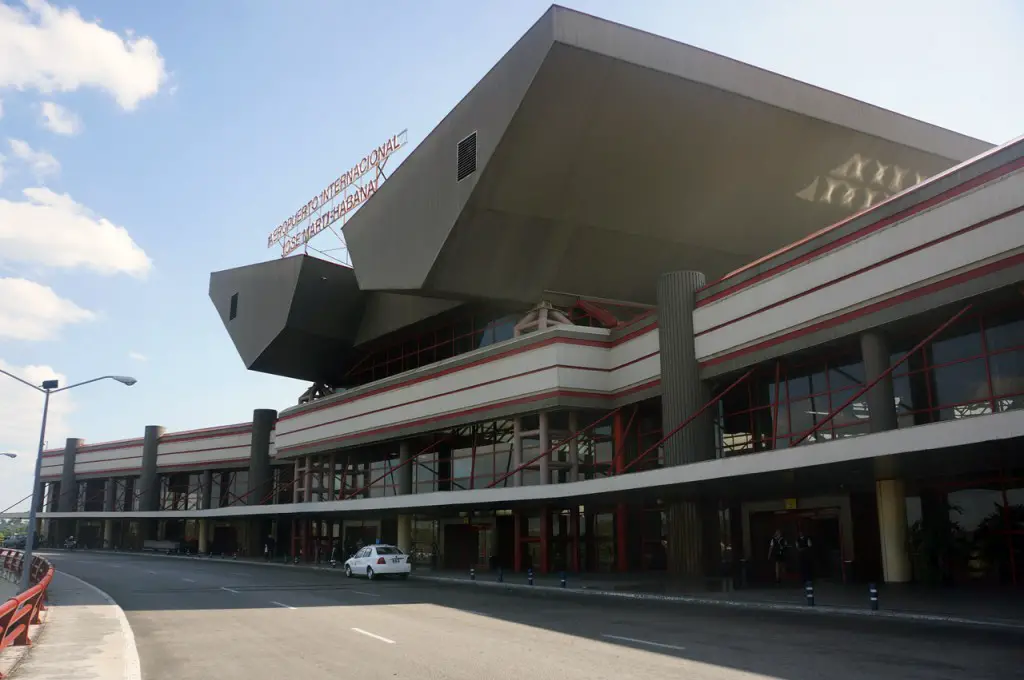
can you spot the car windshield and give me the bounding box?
[374,547,401,555]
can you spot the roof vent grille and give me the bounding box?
[457,132,477,182]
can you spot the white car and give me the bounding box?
[344,544,411,580]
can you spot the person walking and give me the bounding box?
[768,530,787,584]
[796,528,814,584]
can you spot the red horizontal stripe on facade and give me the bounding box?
[277,351,661,442]
[695,204,1024,339]
[278,379,661,453]
[700,252,1024,368]
[697,157,1024,306]
[277,322,658,423]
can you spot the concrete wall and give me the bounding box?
[693,166,1024,369]
[274,322,660,457]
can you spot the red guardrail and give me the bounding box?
[0,548,54,677]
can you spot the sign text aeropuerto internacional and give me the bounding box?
[268,130,408,257]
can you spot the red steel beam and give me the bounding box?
[618,366,757,473]
[344,437,447,500]
[488,408,622,488]
[623,368,756,473]
[790,303,973,447]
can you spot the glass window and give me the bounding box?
[931,327,983,364]
[375,546,401,555]
[828,362,864,390]
[985,317,1024,352]
[989,349,1024,397]
[932,359,989,407]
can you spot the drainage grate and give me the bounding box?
[457,132,477,182]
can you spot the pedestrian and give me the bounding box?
[768,530,787,584]
[796,528,814,584]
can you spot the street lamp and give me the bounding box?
[1,453,16,459]
[0,369,137,593]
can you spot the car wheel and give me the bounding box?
[367,567,375,581]
[345,564,353,578]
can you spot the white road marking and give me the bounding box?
[271,601,296,609]
[349,590,380,597]
[181,578,196,583]
[351,628,395,644]
[220,586,239,594]
[601,634,686,651]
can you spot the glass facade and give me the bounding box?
[717,303,1024,456]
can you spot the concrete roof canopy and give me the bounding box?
[210,5,990,384]
[342,5,989,305]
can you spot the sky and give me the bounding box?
[0,0,1022,510]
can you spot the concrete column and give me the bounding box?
[397,515,412,554]
[103,477,116,512]
[139,425,164,511]
[397,441,413,495]
[198,520,209,554]
[538,411,550,485]
[876,479,912,583]
[201,469,214,510]
[656,270,714,465]
[568,412,580,482]
[103,520,114,549]
[512,418,523,487]
[57,438,81,512]
[860,331,898,433]
[656,271,718,578]
[305,457,314,502]
[248,409,276,506]
[327,454,336,500]
[139,425,164,541]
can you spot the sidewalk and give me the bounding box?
[6,571,140,680]
[74,549,1024,631]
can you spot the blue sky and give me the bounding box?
[1,0,1022,508]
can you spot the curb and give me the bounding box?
[54,550,1024,632]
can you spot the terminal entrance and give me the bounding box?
[750,507,843,584]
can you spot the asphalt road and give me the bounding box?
[43,552,1021,680]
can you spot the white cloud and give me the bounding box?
[0,0,167,110]
[128,351,147,362]
[39,101,81,135]
[0,358,73,512]
[0,278,95,341]
[8,138,59,181]
[0,187,152,277]
[0,154,5,187]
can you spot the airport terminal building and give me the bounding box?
[23,7,1024,587]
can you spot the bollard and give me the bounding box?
[560,571,567,588]
[528,568,534,586]
[804,581,814,606]
[869,583,878,611]
[470,567,476,581]
[233,552,238,560]
[497,566,504,583]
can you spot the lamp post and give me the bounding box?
[1,453,16,459]
[0,369,137,593]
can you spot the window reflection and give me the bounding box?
[715,304,1024,455]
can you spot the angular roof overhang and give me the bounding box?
[343,5,990,305]
[209,255,463,384]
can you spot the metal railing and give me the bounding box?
[0,548,54,673]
